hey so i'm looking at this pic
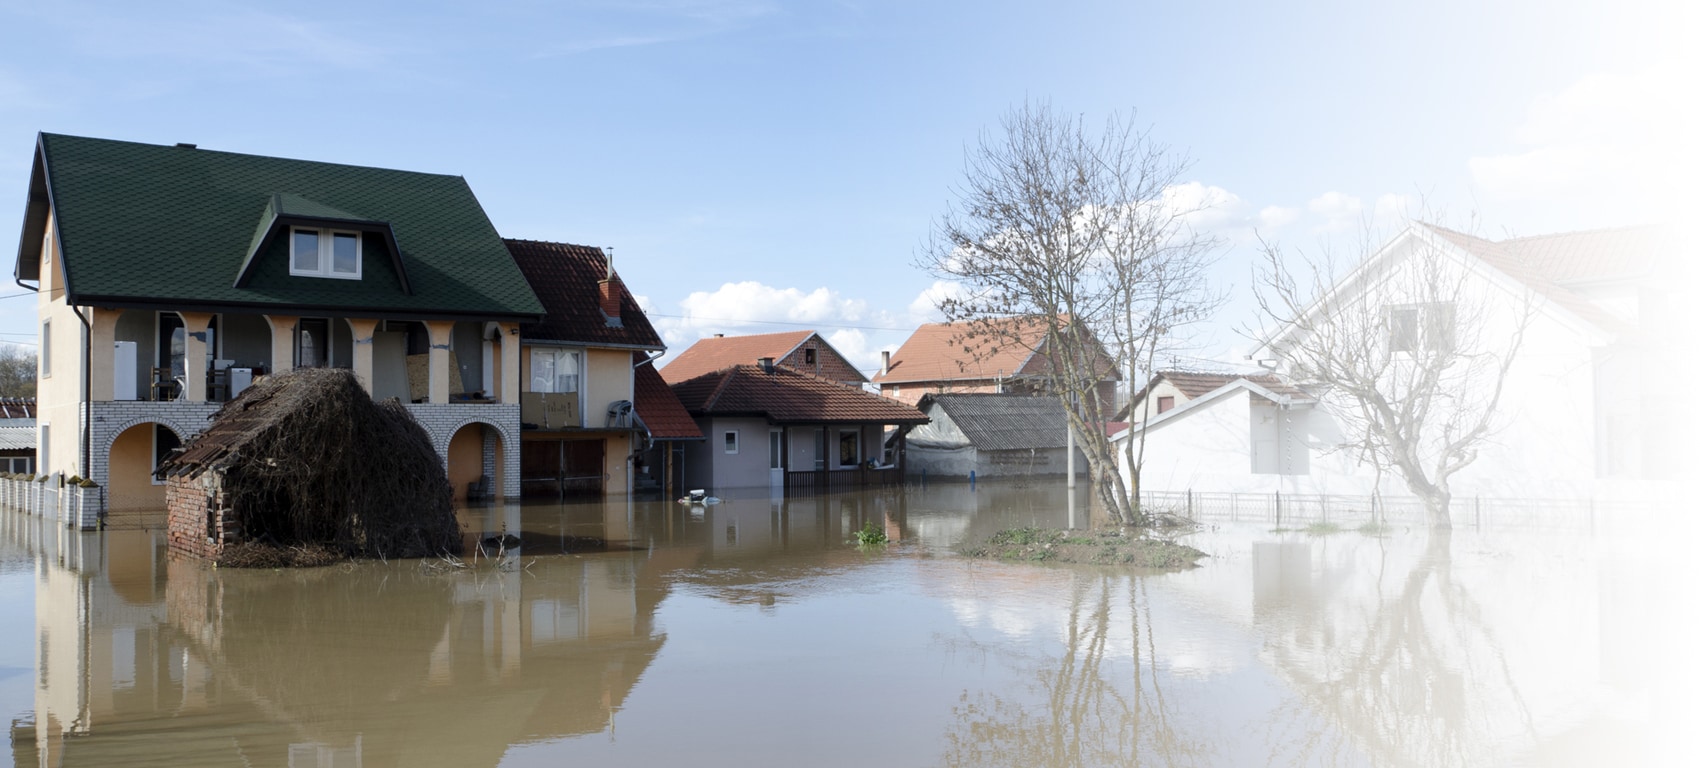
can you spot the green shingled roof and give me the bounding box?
[16,133,543,319]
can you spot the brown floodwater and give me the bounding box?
[0,483,1692,766]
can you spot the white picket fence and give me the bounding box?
[0,474,104,530]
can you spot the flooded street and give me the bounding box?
[0,483,1690,766]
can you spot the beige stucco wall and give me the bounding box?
[107,423,166,510]
[585,348,633,426]
[446,424,484,501]
[36,209,86,476]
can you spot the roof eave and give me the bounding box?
[13,135,51,286]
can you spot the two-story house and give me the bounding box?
[660,330,867,388]
[873,316,1120,409]
[504,239,701,497]
[15,133,543,513]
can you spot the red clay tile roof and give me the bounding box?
[504,239,663,348]
[660,330,820,384]
[1421,224,1670,334]
[672,364,927,425]
[1159,370,1308,400]
[874,317,1041,385]
[633,359,702,440]
[875,316,1119,385]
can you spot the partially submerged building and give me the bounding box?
[156,368,458,562]
[15,133,543,514]
[906,393,1087,480]
[670,360,927,495]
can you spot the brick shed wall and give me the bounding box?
[166,473,237,561]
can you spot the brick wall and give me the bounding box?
[779,337,866,386]
[165,473,239,560]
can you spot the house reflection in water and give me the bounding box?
[5,507,670,767]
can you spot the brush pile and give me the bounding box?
[159,367,460,563]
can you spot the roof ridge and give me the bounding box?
[42,132,467,181]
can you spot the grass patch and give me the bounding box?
[1356,521,1393,536]
[853,522,889,546]
[1303,521,1343,535]
[963,527,1206,570]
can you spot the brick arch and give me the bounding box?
[443,417,518,499]
[445,417,516,457]
[100,416,192,458]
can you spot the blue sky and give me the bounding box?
[1,0,1691,374]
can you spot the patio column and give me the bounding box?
[264,315,298,375]
[497,322,520,404]
[345,318,380,396]
[179,311,214,402]
[425,320,455,404]
[88,307,122,401]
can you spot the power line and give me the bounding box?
[645,312,917,333]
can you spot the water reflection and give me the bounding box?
[0,486,1686,766]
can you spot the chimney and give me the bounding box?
[713,333,724,338]
[757,357,775,374]
[881,350,891,376]
[597,249,623,328]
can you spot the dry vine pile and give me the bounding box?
[159,368,460,561]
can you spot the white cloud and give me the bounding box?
[652,280,867,346]
[1257,205,1301,229]
[906,280,968,323]
[1160,181,1247,233]
[1468,64,1698,221]
[1307,191,1363,232]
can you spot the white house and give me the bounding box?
[1117,223,1690,502]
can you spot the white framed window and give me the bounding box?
[40,320,50,377]
[289,227,362,279]
[724,430,740,454]
[1388,302,1454,354]
[39,424,48,473]
[529,348,581,393]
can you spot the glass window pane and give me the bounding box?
[332,233,358,274]
[292,230,321,272]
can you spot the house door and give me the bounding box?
[769,429,785,492]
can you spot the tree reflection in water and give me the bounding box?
[1259,529,1541,767]
[942,572,1208,767]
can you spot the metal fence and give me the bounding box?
[1140,489,1649,531]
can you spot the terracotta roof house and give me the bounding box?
[504,238,701,498]
[873,316,1119,408]
[1121,370,1310,424]
[14,133,543,521]
[671,361,926,495]
[1134,221,1689,500]
[660,330,866,387]
[906,394,1087,480]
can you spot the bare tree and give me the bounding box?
[1252,223,1531,527]
[0,344,36,398]
[922,101,1220,526]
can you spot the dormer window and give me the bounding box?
[290,227,361,279]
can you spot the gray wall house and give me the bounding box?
[906,394,1086,480]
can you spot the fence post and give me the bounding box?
[1187,489,1193,518]
[1275,490,1281,528]
[1474,495,1481,529]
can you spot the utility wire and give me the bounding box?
[645,312,917,332]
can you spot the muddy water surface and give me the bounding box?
[0,484,1690,766]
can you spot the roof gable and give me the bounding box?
[506,239,663,349]
[660,330,825,384]
[17,133,542,319]
[671,364,926,425]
